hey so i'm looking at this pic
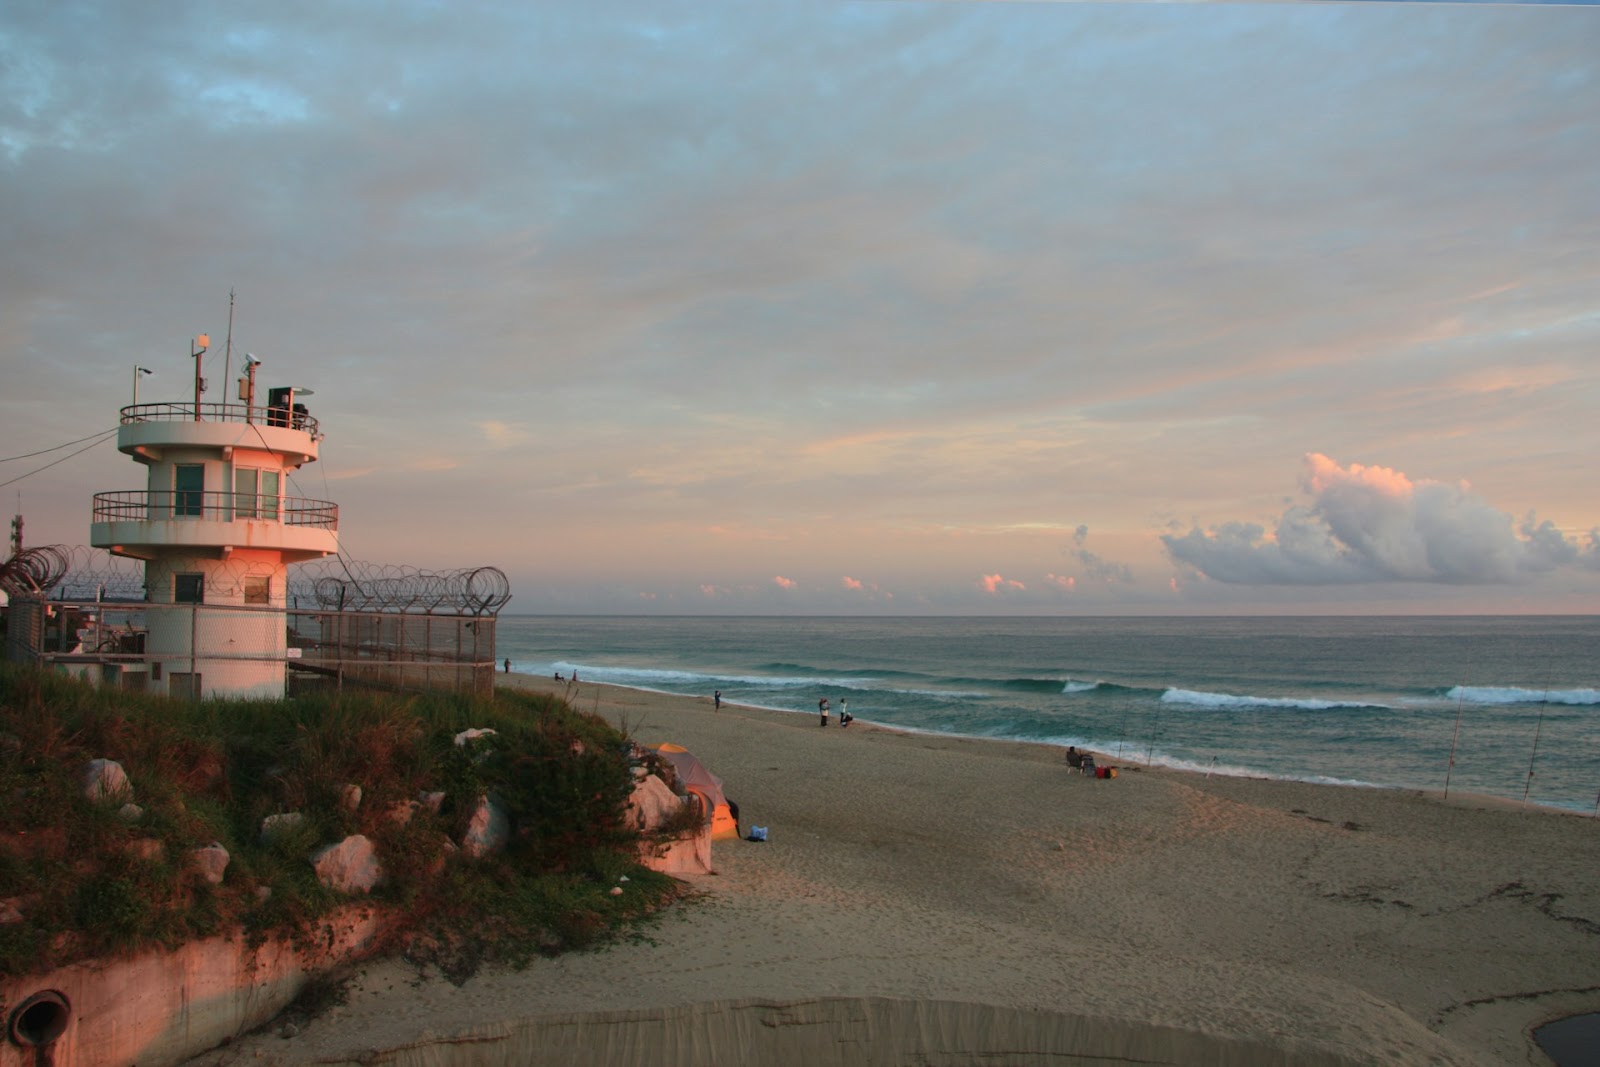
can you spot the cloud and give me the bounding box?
[1071,525,1134,584]
[773,575,796,590]
[841,576,863,590]
[979,573,1025,594]
[1162,453,1600,586]
[478,420,529,448]
[1045,573,1076,590]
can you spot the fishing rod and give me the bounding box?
[1443,688,1465,800]
[1521,674,1552,808]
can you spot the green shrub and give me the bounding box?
[0,663,681,977]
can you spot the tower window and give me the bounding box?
[233,468,280,520]
[175,464,204,517]
[244,576,271,605]
[175,573,204,603]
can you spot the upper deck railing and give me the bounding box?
[92,490,339,529]
[119,401,320,437]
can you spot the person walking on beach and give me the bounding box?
[503,658,511,674]
[714,690,722,712]
[819,697,830,727]
[839,698,852,728]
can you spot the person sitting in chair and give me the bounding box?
[1066,746,1084,772]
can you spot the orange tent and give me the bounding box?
[652,743,739,840]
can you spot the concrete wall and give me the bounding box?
[0,907,386,1067]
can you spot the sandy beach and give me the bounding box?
[189,675,1600,1066]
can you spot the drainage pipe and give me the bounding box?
[7,990,71,1050]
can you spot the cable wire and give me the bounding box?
[1,425,122,464]
[0,429,121,490]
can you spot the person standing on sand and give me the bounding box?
[819,697,830,727]
[714,690,722,711]
[504,658,510,674]
[840,698,851,727]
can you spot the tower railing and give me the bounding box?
[119,401,320,436]
[92,491,339,529]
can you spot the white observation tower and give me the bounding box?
[90,333,339,699]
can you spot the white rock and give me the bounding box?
[191,843,231,885]
[453,727,497,747]
[460,793,509,858]
[310,834,384,893]
[83,758,131,803]
[626,774,683,832]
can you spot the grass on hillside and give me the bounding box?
[0,664,686,980]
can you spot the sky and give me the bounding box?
[2,1,1598,616]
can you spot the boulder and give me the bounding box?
[453,727,497,747]
[460,793,509,858]
[83,758,131,803]
[626,774,683,832]
[339,784,363,813]
[191,843,231,885]
[260,812,305,843]
[310,835,384,893]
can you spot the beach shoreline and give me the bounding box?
[189,672,1600,1066]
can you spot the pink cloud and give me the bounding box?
[699,584,720,597]
[1304,452,1417,498]
[979,573,1025,593]
[773,576,797,590]
[841,576,863,590]
[1045,573,1075,590]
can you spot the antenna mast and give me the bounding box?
[222,289,235,410]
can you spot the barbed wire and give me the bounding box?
[291,558,512,616]
[2,547,512,617]
[0,545,75,598]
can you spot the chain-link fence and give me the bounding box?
[5,598,498,700]
[3,548,508,699]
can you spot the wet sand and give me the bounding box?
[191,674,1600,1066]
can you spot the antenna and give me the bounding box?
[222,289,236,412]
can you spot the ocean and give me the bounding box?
[497,615,1599,814]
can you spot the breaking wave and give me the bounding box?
[1445,686,1600,706]
[1161,688,1391,712]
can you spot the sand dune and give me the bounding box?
[187,676,1600,1066]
